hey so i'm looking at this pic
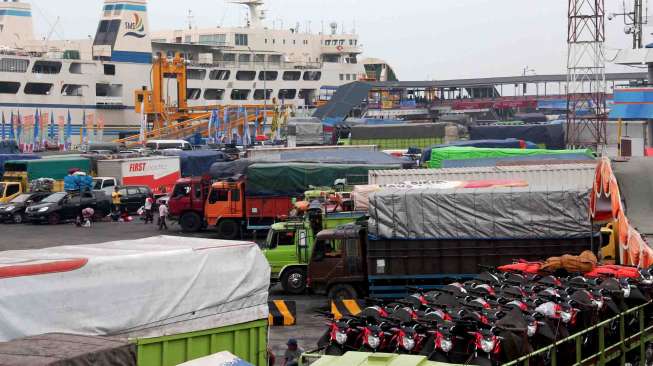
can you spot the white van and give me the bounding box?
[145,140,193,151]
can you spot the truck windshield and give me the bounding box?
[266,229,295,249]
[93,179,103,190]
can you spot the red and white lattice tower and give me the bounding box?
[566,0,608,150]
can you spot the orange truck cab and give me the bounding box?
[204,179,294,239]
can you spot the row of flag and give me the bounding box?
[205,106,289,146]
[0,110,104,152]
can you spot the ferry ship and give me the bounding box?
[0,0,394,143]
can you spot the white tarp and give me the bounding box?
[0,236,270,342]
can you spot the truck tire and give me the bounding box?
[327,284,359,300]
[180,212,202,232]
[281,267,307,294]
[217,220,240,240]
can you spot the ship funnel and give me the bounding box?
[93,0,151,64]
[0,0,34,46]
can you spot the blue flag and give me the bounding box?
[81,110,87,144]
[1,111,5,141]
[8,111,14,141]
[33,109,40,149]
[49,110,55,141]
[66,110,72,150]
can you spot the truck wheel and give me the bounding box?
[327,284,359,300]
[180,212,202,232]
[281,268,307,294]
[12,213,24,224]
[47,213,61,225]
[217,220,240,240]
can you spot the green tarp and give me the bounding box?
[246,163,400,196]
[4,157,91,180]
[427,147,595,168]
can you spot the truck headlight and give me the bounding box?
[402,336,415,351]
[366,334,380,349]
[335,331,348,345]
[38,207,49,213]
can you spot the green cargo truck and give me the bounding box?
[264,210,366,294]
[2,157,91,193]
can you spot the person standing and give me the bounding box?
[144,194,154,224]
[111,187,122,214]
[158,202,168,230]
[282,339,303,366]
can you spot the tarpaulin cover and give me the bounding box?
[351,123,446,140]
[470,123,566,149]
[368,186,591,240]
[428,146,594,168]
[287,122,324,146]
[0,154,39,177]
[246,163,399,196]
[0,333,136,366]
[0,236,269,342]
[352,184,381,211]
[63,174,93,192]
[0,141,19,154]
[209,159,253,179]
[4,157,91,180]
[164,150,230,177]
[275,149,408,166]
[442,154,595,168]
[420,139,538,166]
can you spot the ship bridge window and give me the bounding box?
[0,82,20,94]
[282,71,301,81]
[104,64,116,76]
[93,19,121,47]
[236,71,256,81]
[96,83,123,97]
[254,89,272,100]
[69,62,93,74]
[303,71,321,81]
[278,89,297,99]
[322,54,340,63]
[199,34,226,46]
[231,89,250,100]
[204,89,225,100]
[0,58,29,73]
[235,34,249,46]
[339,40,345,45]
[24,83,53,95]
[325,40,331,46]
[187,69,206,80]
[255,54,265,63]
[222,53,236,63]
[61,84,85,97]
[258,71,277,81]
[269,55,281,64]
[209,70,230,80]
[238,54,251,63]
[32,61,62,74]
[187,88,201,100]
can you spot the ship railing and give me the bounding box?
[187,60,323,70]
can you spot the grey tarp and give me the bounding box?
[0,333,136,366]
[350,123,446,140]
[164,150,230,177]
[209,159,253,179]
[613,158,653,237]
[287,122,324,146]
[470,123,566,149]
[368,186,591,240]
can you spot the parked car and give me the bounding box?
[25,191,111,225]
[0,192,52,224]
[118,186,152,213]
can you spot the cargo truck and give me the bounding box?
[96,156,181,196]
[2,157,91,195]
[0,236,269,366]
[307,224,595,299]
[264,208,367,294]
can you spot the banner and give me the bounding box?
[57,115,65,150]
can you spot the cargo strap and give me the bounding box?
[268,300,296,326]
[331,300,364,320]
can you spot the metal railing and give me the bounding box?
[505,301,653,366]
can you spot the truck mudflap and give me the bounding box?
[367,274,477,299]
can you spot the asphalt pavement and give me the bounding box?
[1,218,328,360]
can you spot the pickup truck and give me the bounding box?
[25,191,111,225]
[0,182,22,203]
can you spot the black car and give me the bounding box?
[26,191,111,225]
[0,192,52,224]
[117,186,153,213]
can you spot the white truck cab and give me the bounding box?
[93,177,118,195]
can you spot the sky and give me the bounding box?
[29,0,649,80]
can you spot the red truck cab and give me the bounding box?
[168,177,211,232]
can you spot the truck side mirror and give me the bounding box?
[298,231,308,248]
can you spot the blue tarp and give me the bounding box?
[0,154,40,177]
[442,154,595,168]
[420,139,538,166]
[609,88,653,119]
[164,150,230,177]
[64,174,93,192]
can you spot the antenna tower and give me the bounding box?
[566,0,608,150]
